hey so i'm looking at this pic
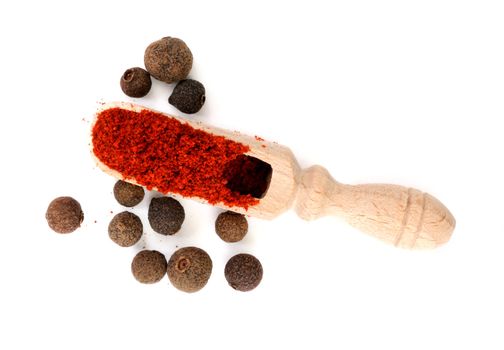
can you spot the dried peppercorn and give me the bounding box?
[131,250,167,284]
[148,197,185,235]
[215,211,248,243]
[225,253,263,292]
[108,211,143,247]
[113,180,145,207]
[46,197,84,234]
[120,67,152,98]
[144,37,193,84]
[168,79,206,114]
[167,247,212,293]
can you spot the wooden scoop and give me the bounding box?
[92,102,455,249]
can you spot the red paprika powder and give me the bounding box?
[92,107,270,209]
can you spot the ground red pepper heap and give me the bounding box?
[92,107,264,209]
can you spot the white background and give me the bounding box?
[1,1,503,349]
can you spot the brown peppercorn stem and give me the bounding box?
[123,70,134,81]
[176,257,191,272]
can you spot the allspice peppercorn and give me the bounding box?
[168,79,206,114]
[113,180,145,207]
[215,211,248,243]
[120,67,152,98]
[108,211,143,247]
[225,253,263,292]
[148,197,185,235]
[144,37,193,83]
[131,250,167,284]
[167,247,212,293]
[46,197,84,234]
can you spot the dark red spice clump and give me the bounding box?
[92,107,263,209]
[223,155,272,199]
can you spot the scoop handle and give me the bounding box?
[294,166,455,249]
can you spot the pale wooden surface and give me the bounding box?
[91,102,455,249]
[295,166,455,249]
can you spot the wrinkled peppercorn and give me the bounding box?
[46,197,84,234]
[225,253,263,292]
[167,247,212,293]
[215,211,248,243]
[144,37,193,83]
[120,67,152,98]
[113,180,145,207]
[168,79,206,114]
[148,197,185,235]
[108,211,143,247]
[131,250,167,284]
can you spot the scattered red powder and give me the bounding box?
[92,107,259,208]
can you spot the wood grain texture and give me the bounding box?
[91,102,455,249]
[294,166,455,248]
